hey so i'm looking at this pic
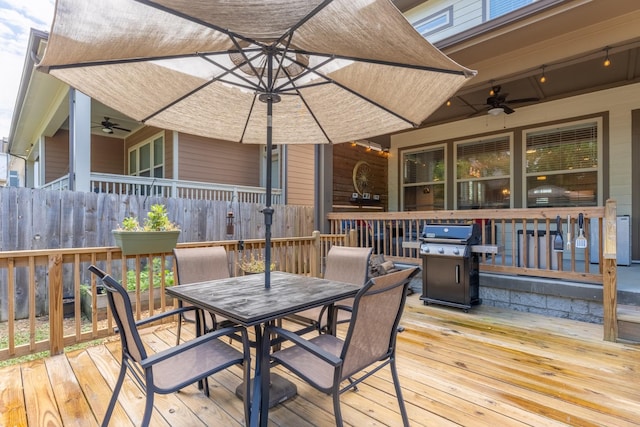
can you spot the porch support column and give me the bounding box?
[68,88,91,192]
[314,144,333,233]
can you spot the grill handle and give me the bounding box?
[455,265,460,284]
[421,237,468,244]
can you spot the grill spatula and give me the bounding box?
[553,215,564,252]
[575,213,587,249]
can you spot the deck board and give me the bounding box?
[4,295,640,427]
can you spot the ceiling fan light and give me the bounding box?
[603,47,611,67]
[102,127,113,134]
[488,107,504,116]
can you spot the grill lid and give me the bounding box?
[421,223,481,245]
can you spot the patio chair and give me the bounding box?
[173,246,232,344]
[267,267,418,427]
[88,265,251,427]
[287,246,372,334]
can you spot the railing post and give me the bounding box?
[348,229,357,247]
[48,254,65,355]
[311,230,321,277]
[602,199,618,342]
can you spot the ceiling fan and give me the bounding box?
[94,117,131,134]
[483,85,539,115]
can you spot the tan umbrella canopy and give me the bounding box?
[39,0,475,287]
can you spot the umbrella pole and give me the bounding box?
[263,94,274,289]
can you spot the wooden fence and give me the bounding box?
[0,186,314,251]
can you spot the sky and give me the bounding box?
[0,0,54,139]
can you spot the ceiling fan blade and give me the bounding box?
[503,105,515,114]
[508,97,539,104]
[112,125,131,132]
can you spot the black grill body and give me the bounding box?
[420,223,482,312]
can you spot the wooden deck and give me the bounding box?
[2,295,640,427]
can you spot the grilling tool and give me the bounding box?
[553,215,564,252]
[575,213,588,249]
[566,214,572,250]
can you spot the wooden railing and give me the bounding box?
[39,172,284,204]
[0,232,352,361]
[328,205,610,284]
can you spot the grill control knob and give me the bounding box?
[452,247,459,255]
[438,247,444,254]
[422,246,430,253]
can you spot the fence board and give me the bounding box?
[0,187,314,251]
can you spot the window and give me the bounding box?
[487,0,535,20]
[402,146,445,211]
[129,134,164,178]
[525,121,598,207]
[456,136,511,209]
[413,6,453,38]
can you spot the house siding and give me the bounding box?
[177,133,260,186]
[285,144,315,206]
[406,0,483,43]
[45,129,124,183]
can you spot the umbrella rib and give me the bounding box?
[199,49,267,92]
[275,0,336,46]
[239,95,259,144]
[286,49,473,77]
[140,54,263,123]
[273,53,419,126]
[227,35,269,92]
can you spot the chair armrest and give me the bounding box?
[141,325,248,368]
[135,306,199,328]
[267,326,342,366]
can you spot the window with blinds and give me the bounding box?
[525,121,598,207]
[456,136,511,209]
[402,146,445,211]
[487,0,535,20]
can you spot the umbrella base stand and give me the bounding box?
[235,373,297,408]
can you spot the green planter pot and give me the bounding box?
[112,230,181,255]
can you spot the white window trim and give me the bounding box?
[128,132,165,178]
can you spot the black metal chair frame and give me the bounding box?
[267,267,418,427]
[88,265,251,427]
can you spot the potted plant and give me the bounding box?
[112,204,181,255]
[239,253,276,275]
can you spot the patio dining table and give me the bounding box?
[165,271,361,427]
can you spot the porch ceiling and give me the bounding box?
[414,0,640,128]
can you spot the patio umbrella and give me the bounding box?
[38,0,475,288]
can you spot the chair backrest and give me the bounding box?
[173,246,230,284]
[88,265,147,363]
[323,246,372,286]
[340,266,418,380]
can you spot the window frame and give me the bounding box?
[128,132,165,178]
[454,133,513,210]
[521,117,602,208]
[401,143,447,211]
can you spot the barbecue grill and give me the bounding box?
[420,223,485,312]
